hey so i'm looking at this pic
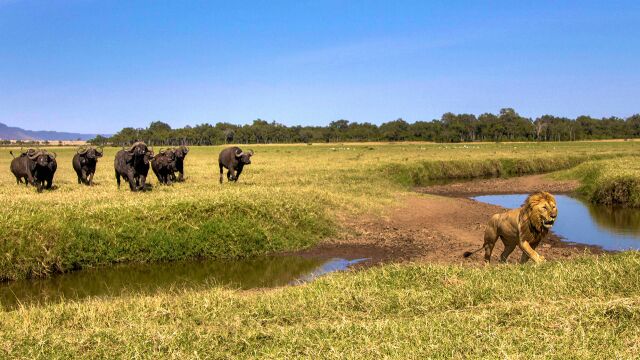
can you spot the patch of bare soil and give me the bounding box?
[418,174,580,197]
[295,175,603,267]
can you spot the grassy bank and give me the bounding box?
[1,252,639,358]
[383,142,635,186]
[386,155,604,186]
[1,141,640,280]
[555,157,640,207]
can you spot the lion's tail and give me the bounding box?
[463,247,484,258]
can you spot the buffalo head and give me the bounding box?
[143,148,155,165]
[235,149,254,165]
[28,150,56,167]
[78,146,104,160]
[174,146,189,159]
[127,142,149,156]
[158,148,176,162]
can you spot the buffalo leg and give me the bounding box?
[138,175,147,191]
[219,163,224,184]
[126,170,137,191]
[26,173,38,189]
[115,171,121,188]
[234,167,243,182]
[227,165,236,181]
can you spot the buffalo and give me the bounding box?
[218,147,253,183]
[72,146,103,186]
[171,145,189,182]
[151,148,177,185]
[9,149,57,192]
[114,142,154,191]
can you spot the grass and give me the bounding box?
[0,252,639,358]
[1,141,640,280]
[555,157,640,207]
[2,141,640,358]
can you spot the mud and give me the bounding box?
[418,174,580,197]
[295,175,603,267]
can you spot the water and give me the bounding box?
[473,194,640,251]
[0,256,367,310]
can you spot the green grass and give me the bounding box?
[1,141,640,280]
[555,157,640,207]
[1,252,639,358]
[3,141,640,358]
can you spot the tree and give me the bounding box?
[97,110,640,146]
[380,118,410,141]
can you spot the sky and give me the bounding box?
[0,1,639,134]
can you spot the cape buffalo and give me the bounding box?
[114,142,154,191]
[218,147,253,183]
[151,149,176,185]
[171,145,189,182]
[10,149,57,192]
[72,146,103,186]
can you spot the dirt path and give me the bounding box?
[295,175,603,266]
[420,174,580,197]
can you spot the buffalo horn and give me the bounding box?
[28,150,42,160]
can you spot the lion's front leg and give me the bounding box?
[518,241,545,264]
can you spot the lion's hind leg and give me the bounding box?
[482,221,500,263]
[499,241,517,263]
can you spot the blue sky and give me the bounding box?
[1,1,639,133]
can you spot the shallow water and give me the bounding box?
[473,194,640,251]
[0,256,366,310]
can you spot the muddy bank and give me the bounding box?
[418,174,580,197]
[296,175,603,266]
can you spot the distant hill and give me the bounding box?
[0,122,106,141]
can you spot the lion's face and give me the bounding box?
[524,192,558,231]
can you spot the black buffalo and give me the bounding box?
[72,146,103,186]
[171,145,189,182]
[151,148,177,185]
[10,149,57,192]
[114,142,154,191]
[218,147,253,183]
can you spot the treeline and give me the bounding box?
[91,108,640,146]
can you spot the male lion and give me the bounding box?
[464,191,558,264]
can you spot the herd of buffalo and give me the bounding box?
[8,142,254,192]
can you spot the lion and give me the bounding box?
[464,191,558,264]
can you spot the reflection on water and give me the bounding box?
[0,256,367,311]
[473,194,640,251]
[588,206,640,237]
